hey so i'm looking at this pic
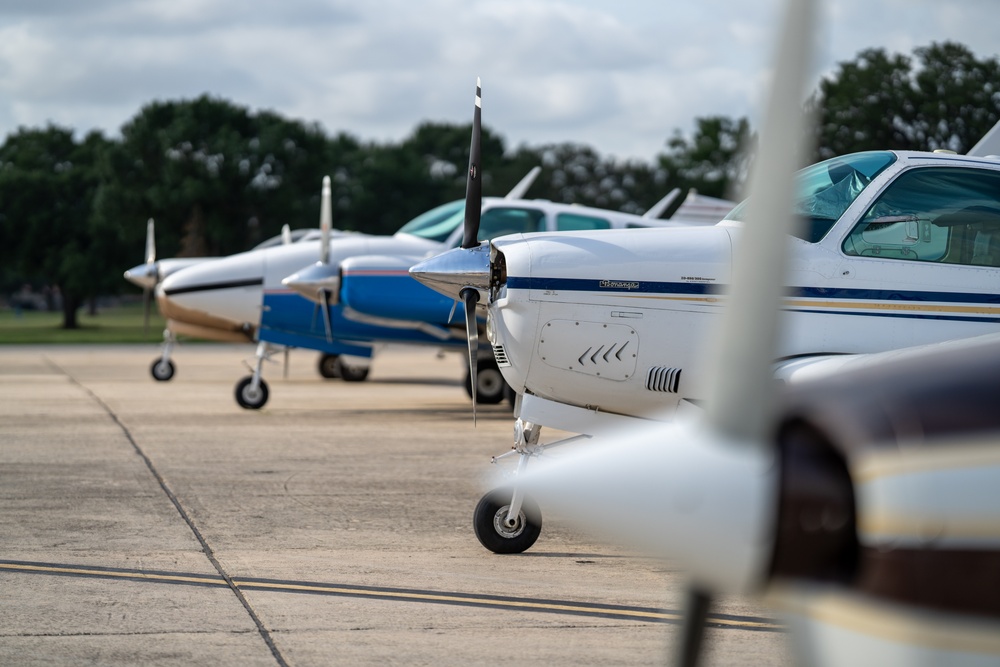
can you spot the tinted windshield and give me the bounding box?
[727,151,896,242]
[395,199,465,242]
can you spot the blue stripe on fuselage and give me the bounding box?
[505,277,1000,323]
[258,290,464,351]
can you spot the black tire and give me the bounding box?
[464,358,506,404]
[317,353,341,379]
[150,359,175,382]
[473,489,542,554]
[335,358,370,382]
[235,376,269,410]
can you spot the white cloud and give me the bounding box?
[0,0,996,161]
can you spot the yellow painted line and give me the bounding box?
[768,585,1000,655]
[786,298,1000,316]
[852,438,1000,482]
[0,562,226,587]
[0,561,782,631]
[590,292,1000,317]
[237,580,780,628]
[858,514,1000,541]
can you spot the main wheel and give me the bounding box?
[473,489,542,554]
[464,358,507,404]
[335,358,370,382]
[235,376,269,410]
[150,358,175,382]
[317,353,341,379]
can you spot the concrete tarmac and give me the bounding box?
[0,344,793,666]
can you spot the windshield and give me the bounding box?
[395,199,465,242]
[727,151,896,242]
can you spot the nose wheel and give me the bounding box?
[473,488,542,554]
[150,329,177,381]
[150,358,175,381]
[235,376,269,409]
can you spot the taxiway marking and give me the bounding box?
[0,559,782,632]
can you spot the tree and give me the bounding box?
[811,42,1000,159]
[0,126,111,328]
[912,42,1000,153]
[657,116,753,200]
[93,95,351,263]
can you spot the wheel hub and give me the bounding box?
[493,506,524,538]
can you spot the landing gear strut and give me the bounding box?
[475,419,546,554]
[150,329,177,381]
[235,341,275,410]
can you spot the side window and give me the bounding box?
[842,167,1000,266]
[477,207,545,242]
[555,212,611,231]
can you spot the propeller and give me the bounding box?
[459,78,484,422]
[283,176,338,343]
[142,218,156,334]
[316,175,335,342]
[517,0,817,663]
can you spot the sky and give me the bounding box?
[0,0,996,163]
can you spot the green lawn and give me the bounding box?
[0,302,170,344]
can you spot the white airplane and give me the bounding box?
[123,219,336,381]
[411,60,1000,558]
[416,1,1000,664]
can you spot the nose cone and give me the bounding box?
[124,262,157,290]
[409,244,491,300]
[282,261,341,304]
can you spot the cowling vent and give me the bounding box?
[492,344,511,367]
[645,366,682,393]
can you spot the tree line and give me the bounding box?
[1,41,997,328]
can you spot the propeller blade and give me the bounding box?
[517,0,817,633]
[462,79,482,249]
[320,288,334,344]
[142,286,152,335]
[674,587,712,667]
[461,287,479,424]
[320,175,332,264]
[702,0,816,443]
[145,218,156,265]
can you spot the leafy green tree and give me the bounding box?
[912,42,1000,152]
[657,116,753,200]
[0,126,111,328]
[94,95,352,263]
[811,42,1000,159]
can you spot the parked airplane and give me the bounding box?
[416,1,1000,665]
[411,76,1000,559]
[124,219,332,380]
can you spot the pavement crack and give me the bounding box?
[42,356,290,667]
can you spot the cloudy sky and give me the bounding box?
[0,0,996,162]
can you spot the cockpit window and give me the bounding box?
[556,212,612,231]
[842,167,1000,266]
[395,199,465,242]
[445,206,546,247]
[727,151,896,242]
